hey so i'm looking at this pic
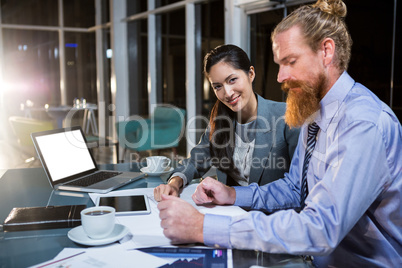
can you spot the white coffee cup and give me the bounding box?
[80,206,115,239]
[146,156,171,173]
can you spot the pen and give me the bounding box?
[36,251,85,268]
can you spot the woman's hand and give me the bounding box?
[154,176,183,201]
[192,177,236,205]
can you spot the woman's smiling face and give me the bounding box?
[208,61,256,116]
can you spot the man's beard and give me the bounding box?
[282,73,326,128]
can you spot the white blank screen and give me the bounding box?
[35,130,96,181]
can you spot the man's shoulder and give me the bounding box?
[340,83,397,127]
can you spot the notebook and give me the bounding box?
[31,126,144,193]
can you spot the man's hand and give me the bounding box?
[158,194,204,244]
[154,176,183,201]
[192,177,236,205]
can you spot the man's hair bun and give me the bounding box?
[313,0,347,18]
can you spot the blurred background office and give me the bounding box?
[0,0,401,169]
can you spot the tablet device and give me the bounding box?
[97,195,151,215]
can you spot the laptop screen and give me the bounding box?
[34,128,96,182]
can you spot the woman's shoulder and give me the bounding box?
[257,94,287,116]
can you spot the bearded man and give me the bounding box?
[157,0,402,267]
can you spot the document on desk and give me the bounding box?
[30,245,169,268]
[88,183,246,249]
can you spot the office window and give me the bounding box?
[394,1,402,120]
[250,5,302,103]
[128,0,147,15]
[157,0,183,8]
[161,8,186,108]
[102,0,110,24]
[127,19,148,116]
[201,0,224,117]
[201,0,224,40]
[2,29,60,116]
[64,32,96,105]
[63,0,95,28]
[127,0,148,116]
[105,29,112,104]
[0,0,58,26]
[249,0,401,122]
[346,0,399,119]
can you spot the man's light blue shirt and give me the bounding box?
[203,72,402,267]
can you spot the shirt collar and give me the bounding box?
[314,71,355,132]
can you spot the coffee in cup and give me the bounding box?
[80,206,115,239]
[146,156,171,173]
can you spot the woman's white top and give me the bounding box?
[170,119,257,186]
[232,120,256,186]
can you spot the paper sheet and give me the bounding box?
[30,246,168,268]
[88,184,246,249]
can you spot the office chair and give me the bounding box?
[116,107,186,162]
[8,116,54,165]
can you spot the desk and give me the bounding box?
[0,164,311,268]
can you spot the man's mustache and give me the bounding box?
[281,80,305,93]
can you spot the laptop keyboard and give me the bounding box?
[65,171,122,187]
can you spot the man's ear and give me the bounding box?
[322,38,335,66]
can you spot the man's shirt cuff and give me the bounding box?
[233,186,254,208]
[203,214,231,248]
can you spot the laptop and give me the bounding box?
[31,126,145,193]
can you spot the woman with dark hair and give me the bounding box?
[154,44,300,201]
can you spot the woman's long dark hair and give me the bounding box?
[204,44,253,183]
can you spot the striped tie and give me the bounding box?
[300,122,320,209]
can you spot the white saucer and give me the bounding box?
[140,167,174,176]
[68,224,129,246]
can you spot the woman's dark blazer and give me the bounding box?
[173,94,300,186]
